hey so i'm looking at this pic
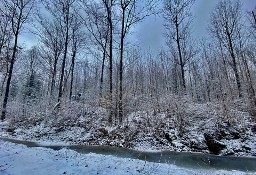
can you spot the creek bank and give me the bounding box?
[1,137,256,172]
[1,100,255,157]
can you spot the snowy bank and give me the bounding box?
[0,141,255,175]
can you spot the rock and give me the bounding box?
[229,129,240,139]
[164,132,177,142]
[224,127,241,139]
[164,132,171,142]
[204,133,226,155]
[98,128,108,136]
[6,127,15,133]
[251,125,256,133]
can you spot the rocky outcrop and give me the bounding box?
[204,133,226,154]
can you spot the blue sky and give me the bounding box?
[18,0,256,49]
[192,0,256,38]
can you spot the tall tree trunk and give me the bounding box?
[50,52,58,96]
[69,26,78,100]
[175,16,186,92]
[69,49,76,100]
[99,41,107,100]
[220,47,233,100]
[105,0,113,125]
[118,8,125,124]
[58,10,70,102]
[227,33,242,98]
[1,30,20,121]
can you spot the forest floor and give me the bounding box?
[0,97,256,157]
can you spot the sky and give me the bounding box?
[192,0,256,38]
[192,0,219,38]
[18,0,256,50]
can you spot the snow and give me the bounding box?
[1,99,256,157]
[1,105,256,158]
[0,140,255,175]
[0,99,256,175]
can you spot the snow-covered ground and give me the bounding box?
[0,98,255,175]
[1,99,255,157]
[0,140,255,175]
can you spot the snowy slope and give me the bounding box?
[1,99,255,157]
[0,141,255,175]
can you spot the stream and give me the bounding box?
[1,137,256,172]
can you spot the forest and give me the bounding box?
[0,0,256,160]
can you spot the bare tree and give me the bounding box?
[1,0,35,121]
[80,0,110,101]
[210,0,243,98]
[0,13,12,96]
[102,0,114,124]
[43,0,77,102]
[36,17,64,97]
[69,15,83,99]
[163,0,195,93]
[118,0,156,124]
[57,0,76,102]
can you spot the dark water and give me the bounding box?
[1,137,256,172]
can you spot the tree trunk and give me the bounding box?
[118,7,125,124]
[105,0,113,125]
[244,57,256,105]
[58,10,70,102]
[69,49,76,100]
[1,31,19,120]
[50,52,58,96]
[0,63,8,97]
[238,31,255,106]
[99,41,107,100]
[227,33,242,98]
[252,11,256,26]
[175,16,186,92]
